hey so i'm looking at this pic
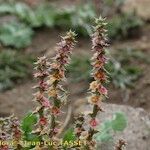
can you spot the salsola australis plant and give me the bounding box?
[32,31,76,149]
[0,31,76,150]
[87,17,109,148]
[0,116,22,149]
[74,17,109,149]
[48,31,76,138]
[0,17,125,150]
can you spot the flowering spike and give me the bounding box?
[32,55,51,140]
[0,117,10,150]
[0,18,121,149]
[86,16,109,147]
[115,139,126,150]
[48,31,76,138]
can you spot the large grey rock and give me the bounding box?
[75,101,150,150]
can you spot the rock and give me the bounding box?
[122,0,150,20]
[75,101,150,150]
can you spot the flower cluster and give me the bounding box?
[48,31,76,138]
[10,117,21,142]
[115,139,126,150]
[0,116,21,150]
[74,114,85,139]
[0,118,10,150]
[33,56,50,134]
[86,17,109,148]
[32,31,76,143]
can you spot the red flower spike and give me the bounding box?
[86,17,109,145]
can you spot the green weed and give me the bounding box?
[67,55,92,82]
[0,50,35,91]
[107,12,143,40]
[95,112,127,142]
[0,22,33,48]
[0,2,144,48]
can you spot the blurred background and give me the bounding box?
[0,0,149,149]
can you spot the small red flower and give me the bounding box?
[53,128,59,134]
[13,129,21,140]
[98,86,108,96]
[89,118,98,127]
[39,81,48,90]
[39,117,47,126]
[97,55,108,63]
[41,97,51,108]
[1,145,9,150]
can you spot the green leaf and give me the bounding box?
[21,112,37,133]
[95,112,127,142]
[15,3,32,19]
[0,22,33,48]
[67,55,91,82]
[95,120,113,142]
[0,3,15,14]
[111,112,127,131]
[107,12,143,40]
[0,50,34,91]
[21,133,40,149]
[35,4,56,27]
[24,133,40,142]
[95,131,113,142]
[63,128,76,142]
